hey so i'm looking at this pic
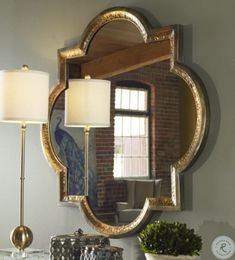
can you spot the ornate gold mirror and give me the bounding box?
[42,7,209,236]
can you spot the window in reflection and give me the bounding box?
[114,87,149,178]
[115,87,147,111]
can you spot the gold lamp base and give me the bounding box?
[10,225,33,251]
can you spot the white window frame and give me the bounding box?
[113,84,150,179]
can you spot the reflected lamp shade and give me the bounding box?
[65,79,111,127]
[0,69,49,123]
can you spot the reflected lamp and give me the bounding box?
[65,76,111,196]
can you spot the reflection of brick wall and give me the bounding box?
[95,60,180,212]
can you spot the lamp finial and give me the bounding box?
[21,65,29,71]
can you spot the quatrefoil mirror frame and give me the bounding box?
[41,7,209,237]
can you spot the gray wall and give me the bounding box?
[0,1,233,259]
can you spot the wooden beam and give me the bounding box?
[81,40,171,78]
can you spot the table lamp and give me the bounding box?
[65,76,110,196]
[0,65,49,251]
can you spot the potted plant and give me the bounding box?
[138,221,202,260]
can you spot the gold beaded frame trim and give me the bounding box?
[41,7,209,237]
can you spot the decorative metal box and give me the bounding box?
[50,229,110,260]
[80,245,123,260]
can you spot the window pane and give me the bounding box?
[131,137,141,157]
[139,158,148,177]
[121,89,130,109]
[115,88,121,109]
[140,137,148,156]
[138,90,147,111]
[123,116,131,136]
[130,90,138,110]
[139,117,148,136]
[124,158,132,177]
[123,137,132,157]
[114,136,123,154]
[116,88,147,112]
[131,117,139,136]
[114,156,123,178]
[131,158,140,176]
[114,116,122,136]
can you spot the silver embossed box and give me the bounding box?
[80,245,123,260]
[50,229,110,260]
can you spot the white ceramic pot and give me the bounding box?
[145,253,199,260]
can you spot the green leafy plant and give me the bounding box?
[138,221,202,256]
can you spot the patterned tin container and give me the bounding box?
[80,245,123,260]
[50,229,110,260]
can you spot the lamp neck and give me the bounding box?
[20,122,27,226]
[84,126,90,196]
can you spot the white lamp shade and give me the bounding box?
[0,69,49,124]
[65,79,111,127]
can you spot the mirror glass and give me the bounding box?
[49,21,196,225]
